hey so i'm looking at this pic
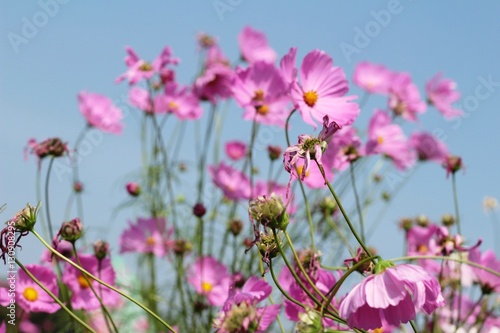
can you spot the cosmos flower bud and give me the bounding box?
[441,214,455,227]
[192,202,207,218]
[443,154,464,177]
[318,196,336,216]
[257,232,282,261]
[11,203,39,232]
[73,181,84,193]
[249,194,289,231]
[59,218,84,243]
[296,309,323,333]
[416,214,430,227]
[267,145,282,161]
[93,240,110,260]
[173,239,192,256]
[126,182,141,197]
[228,219,243,236]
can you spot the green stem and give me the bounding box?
[451,173,462,235]
[316,161,372,258]
[350,162,365,243]
[284,110,316,249]
[72,244,119,333]
[72,126,89,223]
[44,157,55,239]
[15,259,96,333]
[31,229,176,332]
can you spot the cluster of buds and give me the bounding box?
[248,194,289,231]
[26,137,68,161]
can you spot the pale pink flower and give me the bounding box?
[119,217,171,257]
[323,126,362,172]
[63,254,120,311]
[353,61,393,94]
[388,72,426,121]
[469,248,500,293]
[156,82,203,120]
[194,64,234,104]
[363,109,416,170]
[409,132,449,163]
[287,49,360,128]
[426,73,463,119]
[339,263,445,330]
[225,140,247,161]
[231,61,290,127]
[78,91,123,134]
[116,45,179,85]
[238,26,277,64]
[0,264,59,314]
[208,162,252,201]
[188,256,231,306]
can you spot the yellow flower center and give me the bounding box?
[296,165,310,178]
[139,62,153,71]
[146,236,156,246]
[303,90,318,107]
[372,328,384,333]
[253,89,265,102]
[376,136,384,144]
[168,101,178,111]
[201,281,213,292]
[78,274,92,289]
[256,104,269,115]
[417,244,428,254]
[23,287,38,302]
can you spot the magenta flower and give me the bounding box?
[214,276,280,332]
[364,109,416,170]
[339,262,445,330]
[194,64,234,104]
[238,26,277,64]
[225,140,247,161]
[287,49,360,128]
[119,217,171,257]
[156,82,203,120]
[284,115,340,182]
[116,45,179,85]
[468,248,500,293]
[426,73,463,119]
[208,162,252,200]
[406,224,440,257]
[78,91,123,134]
[188,256,231,306]
[63,254,120,311]
[388,72,427,121]
[353,61,393,94]
[0,264,59,314]
[409,132,449,163]
[231,61,290,127]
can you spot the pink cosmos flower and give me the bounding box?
[406,224,440,257]
[116,45,179,85]
[0,264,59,314]
[128,87,155,113]
[388,72,427,121]
[238,26,277,64]
[63,254,120,311]
[231,61,290,127]
[409,132,449,163]
[286,48,360,128]
[188,256,231,306]
[208,162,252,201]
[363,109,416,170]
[214,276,280,332]
[278,250,338,328]
[194,64,234,103]
[339,262,445,330]
[78,91,123,134]
[156,82,203,120]
[353,61,393,94]
[323,126,362,172]
[468,248,500,293]
[426,73,463,119]
[225,140,247,161]
[119,217,171,257]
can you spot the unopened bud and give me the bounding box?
[249,194,289,231]
[93,240,110,260]
[173,239,192,256]
[59,218,83,242]
[126,182,141,197]
[228,219,243,236]
[267,145,282,161]
[416,215,430,227]
[193,203,206,218]
[441,214,455,227]
[10,203,39,232]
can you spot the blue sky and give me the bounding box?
[1,1,500,265]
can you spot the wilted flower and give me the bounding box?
[25,138,69,168]
[249,194,289,231]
